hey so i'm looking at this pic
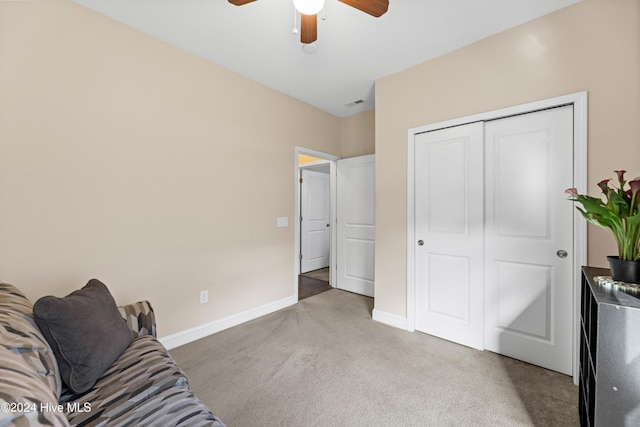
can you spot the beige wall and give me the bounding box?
[340,110,375,158]
[375,0,640,317]
[0,0,347,337]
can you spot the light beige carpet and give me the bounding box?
[170,289,578,427]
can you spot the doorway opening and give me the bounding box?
[295,147,340,300]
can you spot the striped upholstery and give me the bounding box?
[0,282,69,426]
[94,387,222,427]
[60,337,224,426]
[59,336,189,423]
[64,373,223,426]
[0,283,224,427]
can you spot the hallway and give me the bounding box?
[298,267,331,300]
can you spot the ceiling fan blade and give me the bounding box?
[300,14,318,44]
[228,0,257,5]
[338,0,388,17]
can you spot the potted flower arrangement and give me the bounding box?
[566,170,640,284]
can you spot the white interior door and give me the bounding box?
[300,168,330,273]
[337,155,375,297]
[414,106,574,374]
[414,123,484,350]
[483,106,574,375]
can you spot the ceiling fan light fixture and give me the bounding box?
[293,0,324,15]
[302,42,319,54]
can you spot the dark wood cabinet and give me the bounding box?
[579,267,640,426]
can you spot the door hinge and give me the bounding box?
[299,178,303,184]
[299,254,303,260]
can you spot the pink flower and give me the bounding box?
[597,179,611,194]
[629,178,640,197]
[615,170,627,182]
[565,188,578,196]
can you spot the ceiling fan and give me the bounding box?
[228,0,389,44]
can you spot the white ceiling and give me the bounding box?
[72,0,581,117]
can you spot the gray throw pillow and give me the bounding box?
[33,279,132,394]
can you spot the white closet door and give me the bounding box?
[483,106,574,375]
[414,123,484,350]
[336,155,375,297]
[413,106,574,374]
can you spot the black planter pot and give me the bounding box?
[607,256,640,284]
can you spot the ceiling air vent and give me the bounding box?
[345,99,366,108]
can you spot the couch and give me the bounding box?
[0,281,225,427]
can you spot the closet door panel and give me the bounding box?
[484,106,574,375]
[414,122,484,350]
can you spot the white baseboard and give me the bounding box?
[159,295,298,350]
[372,308,408,331]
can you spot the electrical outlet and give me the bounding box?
[199,290,208,304]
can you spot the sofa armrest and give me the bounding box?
[118,301,157,339]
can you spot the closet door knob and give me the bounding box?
[557,250,568,258]
[418,240,424,246]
